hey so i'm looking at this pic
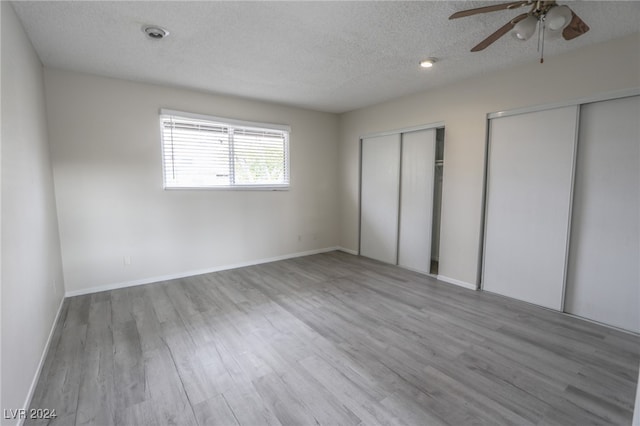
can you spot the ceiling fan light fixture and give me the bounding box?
[545,5,572,32]
[449,1,590,57]
[420,58,437,68]
[512,15,538,41]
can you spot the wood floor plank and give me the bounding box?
[118,400,159,426]
[192,394,239,426]
[130,289,164,354]
[379,389,449,426]
[252,372,320,426]
[163,329,220,407]
[298,355,405,426]
[75,299,116,426]
[25,300,70,426]
[112,320,146,411]
[222,386,283,426]
[31,297,88,425]
[143,346,199,426]
[26,252,640,426]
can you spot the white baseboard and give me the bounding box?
[65,246,341,297]
[336,246,358,256]
[19,297,65,426]
[437,275,478,291]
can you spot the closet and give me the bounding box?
[564,95,640,332]
[360,127,442,275]
[482,94,639,333]
[360,134,401,265]
[483,106,578,310]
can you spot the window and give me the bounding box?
[160,109,290,189]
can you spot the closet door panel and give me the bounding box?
[483,106,578,310]
[360,134,401,264]
[565,95,640,332]
[398,129,436,273]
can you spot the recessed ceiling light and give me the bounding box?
[142,25,169,40]
[420,58,437,68]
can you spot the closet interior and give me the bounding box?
[430,129,445,275]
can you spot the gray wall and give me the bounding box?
[44,69,340,295]
[1,2,65,423]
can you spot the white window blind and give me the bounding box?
[160,110,290,189]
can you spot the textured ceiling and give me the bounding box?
[10,1,640,113]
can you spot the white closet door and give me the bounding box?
[483,106,578,310]
[360,134,401,264]
[565,96,640,332]
[398,129,436,274]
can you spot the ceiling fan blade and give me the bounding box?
[562,9,590,40]
[471,13,528,52]
[450,1,530,19]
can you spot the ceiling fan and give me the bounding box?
[450,1,590,62]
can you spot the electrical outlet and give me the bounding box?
[124,256,131,266]
[297,235,302,242]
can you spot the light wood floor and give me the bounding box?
[28,251,639,425]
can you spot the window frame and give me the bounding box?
[159,109,291,191]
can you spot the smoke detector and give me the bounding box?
[142,25,169,40]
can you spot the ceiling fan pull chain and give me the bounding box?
[536,17,545,63]
[540,18,545,63]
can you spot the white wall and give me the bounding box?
[1,2,66,423]
[338,33,640,288]
[44,69,339,294]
